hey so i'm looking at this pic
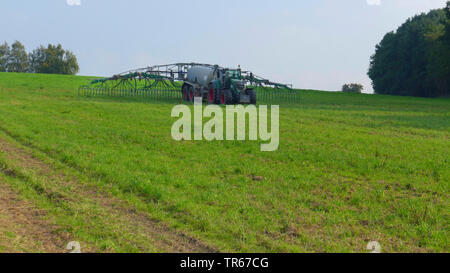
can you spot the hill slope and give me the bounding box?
[0,72,448,252]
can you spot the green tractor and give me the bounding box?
[182,65,257,105]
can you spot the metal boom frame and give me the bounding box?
[79,63,300,104]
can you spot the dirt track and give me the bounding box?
[0,180,69,253]
[0,137,215,253]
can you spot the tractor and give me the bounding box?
[182,65,257,105]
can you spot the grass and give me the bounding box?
[0,72,449,252]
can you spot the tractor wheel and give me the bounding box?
[224,89,234,105]
[248,89,257,105]
[208,85,215,104]
[188,86,195,103]
[232,91,240,104]
[182,85,190,101]
[214,89,221,104]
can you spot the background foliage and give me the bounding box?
[0,41,78,75]
[342,83,364,94]
[368,2,450,97]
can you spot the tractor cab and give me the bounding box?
[225,69,242,80]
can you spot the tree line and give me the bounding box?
[368,1,450,97]
[0,41,79,75]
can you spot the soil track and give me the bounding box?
[0,137,216,253]
[0,180,69,253]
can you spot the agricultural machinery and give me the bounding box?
[79,63,297,105]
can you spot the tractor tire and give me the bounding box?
[208,84,216,104]
[248,89,257,105]
[214,89,221,104]
[188,86,195,103]
[224,89,234,105]
[182,84,190,101]
[232,91,240,104]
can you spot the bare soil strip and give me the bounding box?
[0,137,216,253]
[0,179,70,253]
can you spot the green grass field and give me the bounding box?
[0,72,448,253]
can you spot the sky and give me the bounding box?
[1,0,447,93]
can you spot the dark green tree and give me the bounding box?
[446,1,450,38]
[342,83,364,94]
[368,7,449,97]
[427,3,449,97]
[437,0,450,94]
[7,41,28,73]
[426,21,449,97]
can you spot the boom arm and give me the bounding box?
[241,71,292,89]
[87,63,292,90]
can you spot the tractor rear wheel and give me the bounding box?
[182,85,190,101]
[224,89,234,105]
[208,85,215,104]
[188,86,195,103]
[214,89,221,104]
[248,89,257,105]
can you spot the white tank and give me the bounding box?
[186,66,215,87]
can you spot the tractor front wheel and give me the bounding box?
[232,91,240,104]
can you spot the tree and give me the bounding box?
[7,41,28,72]
[446,1,450,38]
[342,83,363,94]
[28,46,47,73]
[63,50,79,75]
[1,41,79,75]
[368,7,449,97]
[426,21,449,97]
[34,44,79,75]
[0,42,10,72]
[436,0,450,95]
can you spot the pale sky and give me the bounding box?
[1,0,447,93]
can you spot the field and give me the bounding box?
[0,72,448,253]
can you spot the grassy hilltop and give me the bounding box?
[0,72,448,252]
